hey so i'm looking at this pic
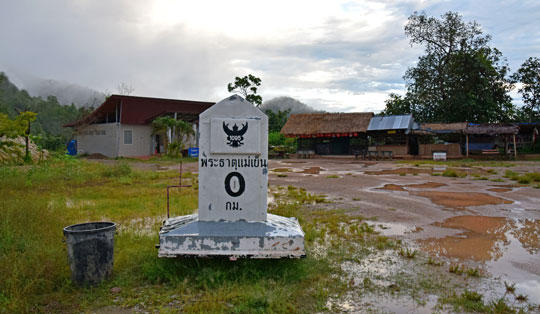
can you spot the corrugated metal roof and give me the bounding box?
[367,114,413,131]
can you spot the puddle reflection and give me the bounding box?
[419,216,540,303]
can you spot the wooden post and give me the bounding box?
[513,134,517,158]
[466,134,469,158]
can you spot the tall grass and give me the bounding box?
[0,158,199,312]
[0,158,342,313]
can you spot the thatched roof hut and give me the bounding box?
[280,113,373,137]
[413,123,468,135]
[465,124,518,135]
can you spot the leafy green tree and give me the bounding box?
[385,12,514,123]
[169,119,195,157]
[0,111,37,162]
[265,108,291,132]
[381,94,413,116]
[227,74,262,106]
[0,111,36,139]
[511,57,540,122]
[151,116,174,154]
[151,116,194,156]
[0,73,83,150]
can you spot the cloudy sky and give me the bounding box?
[1,0,539,112]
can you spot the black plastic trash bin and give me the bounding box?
[63,222,116,286]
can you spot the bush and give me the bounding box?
[268,131,297,154]
[101,162,132,177]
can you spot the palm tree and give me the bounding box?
[151,116,175,154]
[151,116,195,156]
[172,119,195,147]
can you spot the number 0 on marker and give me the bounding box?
[224,172,245,197]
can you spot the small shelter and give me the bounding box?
[514,123,540,152]
[412,123,467,158]
[280,112,373,155]
[464,123,519,157]
[367,114,415,155]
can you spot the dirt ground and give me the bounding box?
[266,158,540,306]
[93,157,540,309]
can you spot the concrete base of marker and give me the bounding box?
[158,214,305,258]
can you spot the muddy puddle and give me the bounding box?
[299,167,322,174]
[488,187,513,193]
[378,182,447,192]
[117,216,165,236]
[365,168,433,175]
[419,215,540,303]
[412,191,513,209]
[377,184,406,191]
[407,182,447,189]
[272,168,291,172]
[365,167,488,176]
[376,222,420,236]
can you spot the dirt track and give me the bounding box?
[267,158,540,303]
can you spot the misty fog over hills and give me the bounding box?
[25,79,106,108]
[4,70,106,108]
[260,96,322,115]
[20,78,106,108]
[5,69,322,115]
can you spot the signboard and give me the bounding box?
[188,147,199,157]
[433,152,447,161]
[197,95,268,222]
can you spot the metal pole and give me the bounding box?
[167,186,170,218]
[466,134,469,158]
[513,134,517,158]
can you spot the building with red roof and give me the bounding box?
[64,95,214,157]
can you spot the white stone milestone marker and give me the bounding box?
[158,95,305,259]
[199,96,268,222]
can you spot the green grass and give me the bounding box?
[398,247,418,258]
[442,169,467,178]
[427,257,443,266]
[1,158,535,313]
[504,170,540,185]
[326,175,340,179]
[121,155,199,164]
[449,264,464,275]
[0,159,346,313]
[441,290,487,312]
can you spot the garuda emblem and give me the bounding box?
[223,122,248,147]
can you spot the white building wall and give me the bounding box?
[75,123,118,157]
[118,124,153,157]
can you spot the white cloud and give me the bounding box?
[0,0,538,111]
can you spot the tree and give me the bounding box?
[151,116,195,156]
[265,108,291,132]
[384,12,514,123]
[227,74,262,106]
[151,116,174,154]
[0,111,37,162]
[116,82,134,95]
[380,94,413,116]
[511,57,540,122]
[0,111,36,139]
[169,119,195,157]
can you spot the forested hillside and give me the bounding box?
[0,72,93,150]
